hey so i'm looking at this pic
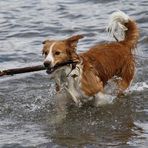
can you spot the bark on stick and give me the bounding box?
[0,65,46,77]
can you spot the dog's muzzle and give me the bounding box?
[44,61,51,68]
[44,60,78,74]
[43,61,53,74]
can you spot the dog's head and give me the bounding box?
[42,35,84,73]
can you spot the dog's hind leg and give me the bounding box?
[117,64,135,96]
[94,92,115,107]
[117,79,132,96]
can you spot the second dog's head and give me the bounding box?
[42,35,84,71]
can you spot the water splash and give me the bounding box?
[129,82,148,92]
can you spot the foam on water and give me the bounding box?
[0,0,148,147]
[0,119,49,147]
[129,82,148,92]
[103,80,148,103]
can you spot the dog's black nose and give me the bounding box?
[44,61,51,68]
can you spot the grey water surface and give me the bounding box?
[0,0,148,148]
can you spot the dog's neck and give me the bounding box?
[66,56,82,76]
[54,57,83,92]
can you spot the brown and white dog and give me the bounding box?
[42,11,139,107]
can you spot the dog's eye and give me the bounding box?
[55,51,60,55]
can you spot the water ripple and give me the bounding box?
[0,0,148,147]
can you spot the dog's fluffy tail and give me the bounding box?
[107,11,139,49]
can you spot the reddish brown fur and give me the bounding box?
[42,35,83,66]
[79,20,139,95]
[42,19,139,96]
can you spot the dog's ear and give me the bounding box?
[66,35,84,63]
[66,35,84,49]
[42,40,50,44]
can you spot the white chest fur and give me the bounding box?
[65,64,84,106]
[53,63,87,106]
[53,64,113,107]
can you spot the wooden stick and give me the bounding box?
[0,60,77,77]
[0,65,46,77]
[46,60,77,74]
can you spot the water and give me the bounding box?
[0,0,148,147]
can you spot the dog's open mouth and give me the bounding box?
[46,60,77,74]
[46,67,55,74]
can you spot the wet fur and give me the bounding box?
[42,11,139,108]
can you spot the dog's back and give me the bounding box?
[80,11,139,92]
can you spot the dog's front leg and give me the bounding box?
[55,92,70,112]
[65,87,82,107]
[54,73,62,92]
[54,91,72,123]
[55,82,60,92]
